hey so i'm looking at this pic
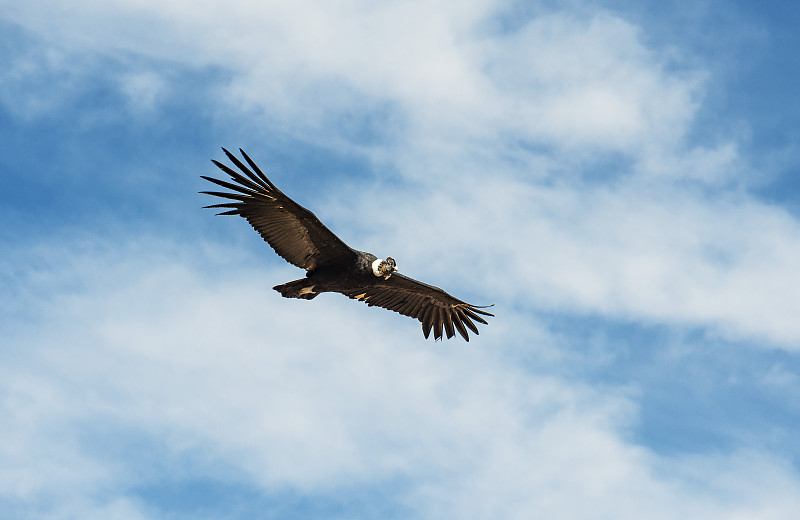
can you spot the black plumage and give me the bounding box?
[201,148,493,341]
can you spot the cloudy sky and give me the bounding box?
[2,1,800,518]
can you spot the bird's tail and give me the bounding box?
[273,278,319,300]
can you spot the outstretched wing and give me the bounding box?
[341,273,493,341]
[201,148,357,270]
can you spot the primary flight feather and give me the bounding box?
[201,148,493,341]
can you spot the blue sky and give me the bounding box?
[2,1,800,518]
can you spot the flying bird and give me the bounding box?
[201,148,493,341]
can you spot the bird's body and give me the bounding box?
[273,250,381,300]
[201,148,493,341]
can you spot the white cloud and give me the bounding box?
[2,238,800,518]
[2,1,800,517]
[2,2,698,153]
[341,167,800,348]
[480,12,701,153]
[118,70,165,113]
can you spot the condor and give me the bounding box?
[201,148,493,341]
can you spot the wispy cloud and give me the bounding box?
[2,1,800,518]
[3,237,799,519]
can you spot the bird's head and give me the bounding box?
[373,257,398,279]
[382,257,397,275]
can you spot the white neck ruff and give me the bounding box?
[372,258,384,277]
